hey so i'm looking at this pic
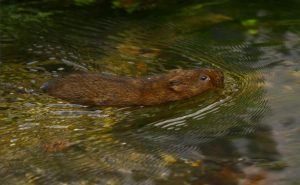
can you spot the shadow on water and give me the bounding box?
[1,0,300,184]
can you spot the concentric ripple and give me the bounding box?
[0,2,282,185]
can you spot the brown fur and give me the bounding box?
[43,69,224,106]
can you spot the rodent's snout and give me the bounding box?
[203,69,224,88]
[212,70,224,88]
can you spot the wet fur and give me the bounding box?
[43,69,224,106]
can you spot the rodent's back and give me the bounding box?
[45,73,143,106]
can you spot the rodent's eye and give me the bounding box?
[200,75,209,81]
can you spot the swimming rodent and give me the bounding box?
[42,69,224,106]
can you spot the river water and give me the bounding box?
[0,1,299,184]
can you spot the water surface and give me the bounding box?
[0,1,299,184]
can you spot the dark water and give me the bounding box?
[0,1,299,184]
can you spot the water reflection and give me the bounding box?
[1,0,300,184]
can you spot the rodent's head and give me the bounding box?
[167,68,224,98]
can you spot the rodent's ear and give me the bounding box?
[169,78,186,92]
